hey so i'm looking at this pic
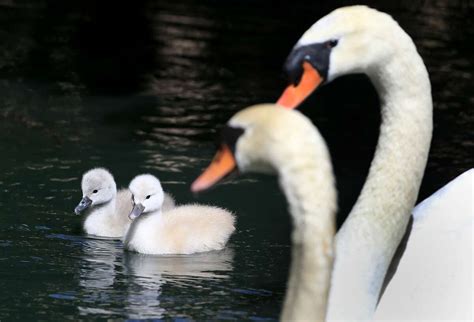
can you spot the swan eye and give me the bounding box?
[146,195,151,200]
[326,39,338,48]
[93,189,98,193]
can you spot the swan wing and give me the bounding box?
[375,169,473,320]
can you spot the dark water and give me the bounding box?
[0,0,472,320]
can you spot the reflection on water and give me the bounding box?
[124,248,234,279]
[0,0,472,320]
[122,249,234,319]
[75,236,234,319]
[79,238,121,290]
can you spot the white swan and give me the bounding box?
[124,174,235,255]
[192,104,337,320]
[75,168,175,238]
[276,5,472,320]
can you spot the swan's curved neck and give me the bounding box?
[327,33,433,320]
[275,140,337,321]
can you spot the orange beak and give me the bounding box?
[277,62,323,109]
[191,144,237,193]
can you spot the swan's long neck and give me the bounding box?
[327,32,433,320]
[276,137,337,321]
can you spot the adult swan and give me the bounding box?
[193,104,337,320]
[276,5,472,321]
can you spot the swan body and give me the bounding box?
[75,168,175,238]
[125,174,235,255]
[192,104,337,320]
[376,169,473,320]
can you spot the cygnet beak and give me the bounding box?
[129,203,145,220]
[74,196,92,215]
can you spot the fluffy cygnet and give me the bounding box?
[124,174,235,255]
[74,168,175,238]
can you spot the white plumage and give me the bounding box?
[275,5,472,320]
[375,169,473,320]
[192,104,337,320]
[75,168,175,238]
[82,188,134,238]
[124,174,235,255]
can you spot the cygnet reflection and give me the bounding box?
[123,248,235,319]
[79,237,122,289]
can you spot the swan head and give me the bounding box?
[75,168,117,215]
[128,174,165,220]
[277,5,404,108]
[191,104,323,192]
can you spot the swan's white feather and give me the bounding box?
[83,188,132,237]
[375,169,473,320]
[78,168,175,238]
[125,174,235,255]
[126,204,235,255]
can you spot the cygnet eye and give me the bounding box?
[93,189,98,193]
[146,195,151,200]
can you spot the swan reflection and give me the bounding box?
[78,237,122,289]
[123,248,234,319]
[77,237,122,316]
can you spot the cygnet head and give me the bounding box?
[191,104,327,192]
[128,174,165,220]
[277,5,410,108]
[75,168,117,215]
